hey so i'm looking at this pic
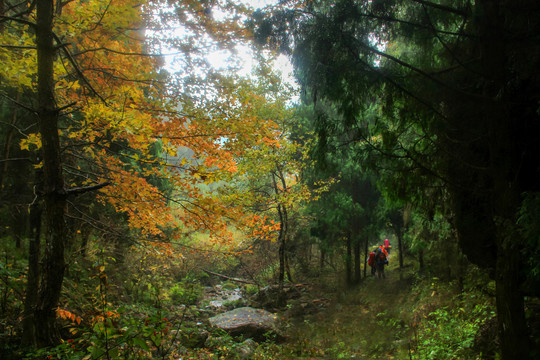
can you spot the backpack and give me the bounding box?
[368,252,375,266]
[375,251,386,264]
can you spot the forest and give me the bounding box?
[0,0,539,359]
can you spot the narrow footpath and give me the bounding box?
[283,259,415,359]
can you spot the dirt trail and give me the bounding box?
[284,259,415,359]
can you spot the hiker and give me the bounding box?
[368,250,376,275]
[375,247,388,279]
[384,238,391,255]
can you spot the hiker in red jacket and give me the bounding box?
[375,247,388,279]
[368,250,376,275]
[384,238,391,255]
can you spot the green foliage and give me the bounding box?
[255,261,280,284]
[403,205,464,278]
[376,310,409,334]
[23,305,175,359]
[221,281,238,291]
[409,275,498,360]
[243,284,259,296]
[23,341,86,360]
[0,241,26,343]
[412,303,495,360]
[169,279,203,306]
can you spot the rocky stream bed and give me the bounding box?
[193,267,414,359]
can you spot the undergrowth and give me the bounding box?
[0,238,506,360]
[408,273,498,360]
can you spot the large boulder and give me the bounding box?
[208,307,280,341]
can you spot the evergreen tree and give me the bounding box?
[252,1,540,358]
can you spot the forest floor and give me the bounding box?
[279,258,417,359]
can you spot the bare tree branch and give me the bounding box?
[202,269,254,284]
[72,46,164,58]
[0,44,36,50]
[67,181,110,196]
[0,91,37,114]
[411,0,468,17]
[51,33,108,104]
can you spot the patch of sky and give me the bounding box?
[146,0,296,87]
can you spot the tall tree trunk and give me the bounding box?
[363,237,368,279]
[418,248,424,272]
[0,92,19,192]
[21,196,42,347]
[34,0,67,346]
[78,224,91,257]
[276,210,286,306]
[273,170,290,306]
[353,238,360,284]
[495,224,529,359]
[345,234,352,286]
[457,254,467,294]
[445,237,452,280]
[285,252,293,282]
[396,226,404,269]
[476,1,531,357]
[488,116,531,358]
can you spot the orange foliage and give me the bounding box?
[56,308,83,325]
[8,0,307,253]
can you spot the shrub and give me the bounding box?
[412,303,495,360]
[169,280,203,306]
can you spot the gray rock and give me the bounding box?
[208,307,280,341]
